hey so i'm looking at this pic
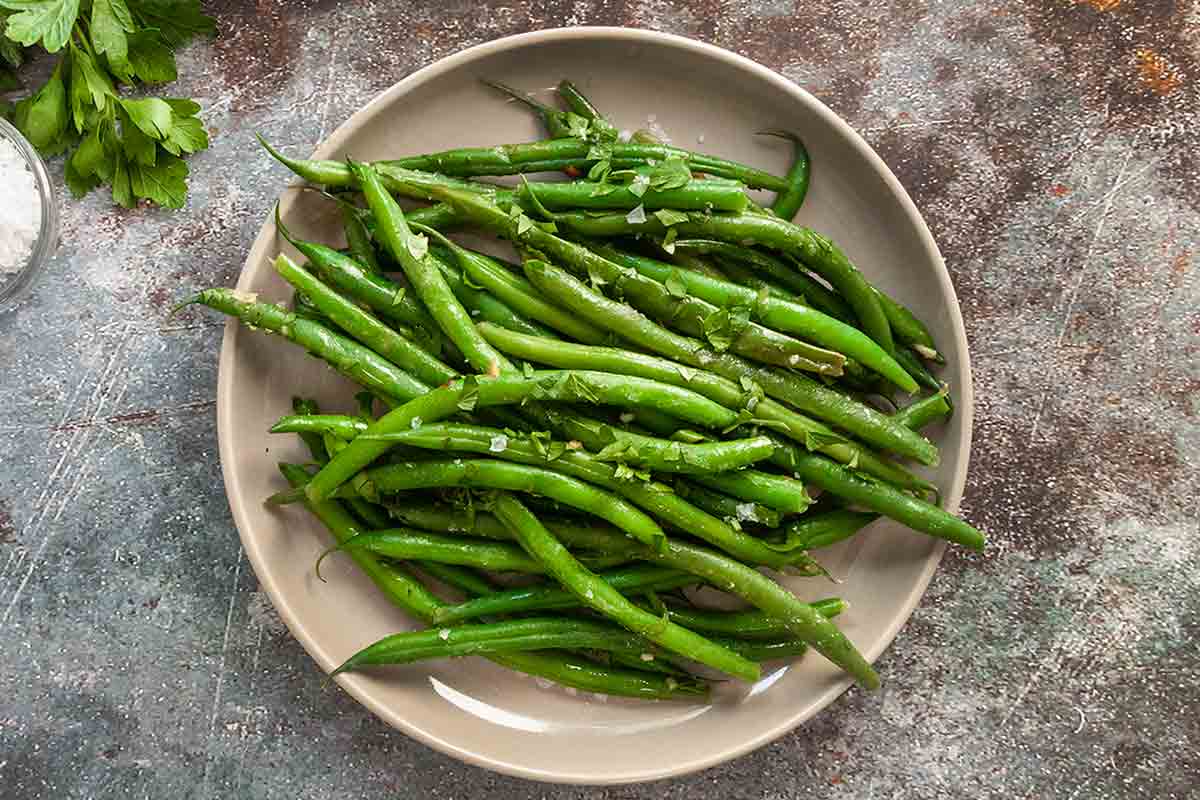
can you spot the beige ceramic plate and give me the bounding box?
[217,27,972,784]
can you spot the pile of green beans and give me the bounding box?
[190,79,981,702]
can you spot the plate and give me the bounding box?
[216,27,973,784]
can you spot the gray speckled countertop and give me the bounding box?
[1,1,1197,798]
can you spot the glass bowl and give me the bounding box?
[0,116,59,313]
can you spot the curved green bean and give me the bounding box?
[776,450,985,551]
[303,369,751,503]
[766,131,811,220]
[332,617,658,675]
[874,288,943,362]
[491,493,761,682]
[556,79,617,139]
[351,160,512,376]
[431,249,558,338]
[272,204,442,336]
[416,226,607,344]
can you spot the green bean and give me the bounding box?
[186,287,429,403]
[476,322,936,490]
[547,208,894,354]
[431,249,558,338]
[874,288,943,362]
[776,449,985,551]
[333,528,549,574]
[674,240,858,324]
[893,389,953,431]
[892,346,942,392]
[386,502,625,549]
[289,397,329,462]
[705,255,793,300]
[483,80,575,138]
[783,509,880,550]
[674,481,784,528]
[491,493,760,681]
[271,414,368,440]
[356,422,818,571]
[516,257,939,465]
[273,253,454,388]
[590,244,915,391]
[352,160,512,377]
[416,226,607,344]
[332,617,662,675]
[347,459,668,551]
[279,464,705,699]
[338,202,381,273]
[660,597,846,640]
[764,131,811,220]
[411,561,496,599]
[273,207,442,336]
[432,565,695,624]
[690,470,813,515]
[346,496,390,527]
[516,178,750,212]
[658,246,730,280]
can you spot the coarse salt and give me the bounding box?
[0,135,40,278]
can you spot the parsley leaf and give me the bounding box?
[701,307,750,352]
[125,0,213,47]
[565,111,590,139]
[653,208,690,227]
[0,12,25,68]
[664,270,689,299]
[125,29,175,83]
[648,157,692,191]
[90,0,134,78]
[120,96,171,138]
[12,58,68,152]
[128,152,187,208]
[0,0,80,53]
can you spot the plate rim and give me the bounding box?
[217,25,974,785]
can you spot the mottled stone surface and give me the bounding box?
[1,1,1197,797]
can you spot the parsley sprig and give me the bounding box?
[0,0,214,208]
